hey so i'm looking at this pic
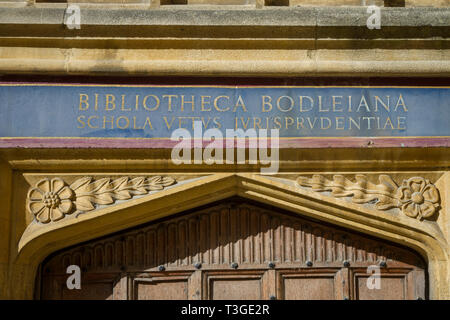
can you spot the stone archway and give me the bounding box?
[38,198,426,300]
[12,173,448,299]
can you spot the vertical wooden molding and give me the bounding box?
[264,269,277,300]
[336,268,350,300]
[112,273,128,300]
[188,270,202,300]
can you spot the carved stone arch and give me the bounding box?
[37,197,428,300]
[10,173,449,299]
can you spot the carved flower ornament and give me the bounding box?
[296,174,440,221]
[27,178,74,223]
[27,176,176,224]
[396,177,440,220]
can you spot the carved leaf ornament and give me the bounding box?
[27,174,439,223]
[296,175,440,221]
[27,176,176,224]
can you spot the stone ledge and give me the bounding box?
[0,6,448,76]
[0,6,449,27]
[0,47,448,76]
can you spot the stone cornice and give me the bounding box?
[0,6,449,41]
[0,6,449,28]
[0,6,448,76]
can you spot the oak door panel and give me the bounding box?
[351,268,425,300]
[355,275,406,300]
[277,269,342,300]
[134,278,189,300]
[130,272,193,300]
[41,273,120,300]
[204,271,267,300]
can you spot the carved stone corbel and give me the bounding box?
[27,176,176,224]
[296,175,440,221]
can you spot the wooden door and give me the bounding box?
[38,200,426,300]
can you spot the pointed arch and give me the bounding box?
[11,173,449,299]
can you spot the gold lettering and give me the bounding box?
[77,115,86,128]
[395,94,408,111]
[363,116,375,129]
[307,117,318,129]
[94,94,99,111]
[299,96,313,112]
[135,95,140,111]
[116,116,129,129]
[357,96,370,112]
[87,116,99,128]
[121,95,131,111]
[383,116,395,130]
[285,117,294,129]
[105,94,116,111]
[277,96,294,112]
[240,117,250,129]
[332,96,343,112]
[321,117,331,130]
[79,94,89,110]
[181,95,195,112]
[163,95,177,112]
[214,96,230,112]
[349,116,361,130]
[273,117,282,129]
[143,117,153,130]
[233,96,247,112]
[336,117,345,130]
[213,117,222,129]
[297,117,305,129]
[103,116,114,129]
[254,117,263,129]
[375,96,390,112]
[200,96,212,112]
[133,116,142,130]
[178,116,188,129]
[143,95,160,111]
[318,96,329,112]
[261,96,272,112]
[397,116,406,130]
[163,116,176,130]
[202,117,212,129]
[190,117,201,130]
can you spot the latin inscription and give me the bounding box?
[75,92,408,133]
[0,85,448,144]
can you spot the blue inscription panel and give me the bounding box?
[0,84,448,140]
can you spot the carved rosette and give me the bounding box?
[396,177,440,220]
[27,176,176,224]
[27,178,74,224]
[296,175,440,221]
